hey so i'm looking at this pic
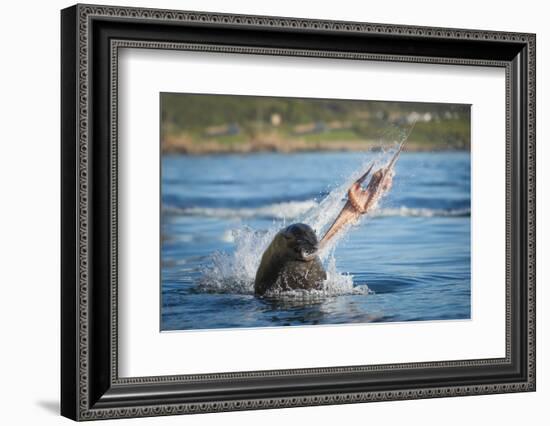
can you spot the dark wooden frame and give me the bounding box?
[61,3,536,421]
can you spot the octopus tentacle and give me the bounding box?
[319,139,407,249]
[348,184,368,214]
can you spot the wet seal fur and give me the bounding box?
[254,223,326,296]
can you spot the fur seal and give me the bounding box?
[254,223,326,296]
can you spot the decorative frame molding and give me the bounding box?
[61,3,535,421]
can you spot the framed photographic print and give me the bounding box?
[61,4,536,421]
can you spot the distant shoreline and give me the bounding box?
[161,136,469,155]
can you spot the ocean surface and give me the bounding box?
[161,151,471,331]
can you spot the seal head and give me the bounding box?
[254,223,326,296]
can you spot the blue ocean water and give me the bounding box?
[161,151,471,331]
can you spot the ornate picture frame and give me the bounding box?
[61,3,536,421]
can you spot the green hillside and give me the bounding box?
[161,93,470,154]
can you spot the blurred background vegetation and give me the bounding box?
[161,93,470,154]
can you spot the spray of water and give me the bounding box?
[199,161,376,296]
[198,135,411,297]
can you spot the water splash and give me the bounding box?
[198,145,407,298]
[198,226,277,295]
[198,227,372,297]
